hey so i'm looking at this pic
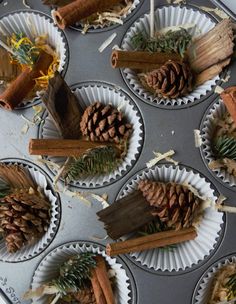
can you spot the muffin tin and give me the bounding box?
[0,0,236,303]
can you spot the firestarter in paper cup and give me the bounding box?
[116,164,224,272]
[30,241,135,304]
[201,98,236,188]
[0,10,68,108]
[40,82,144,188]
[121,5,219,108]
[52,0,141,31]
[0,159,60,263]
[193,254,236,304]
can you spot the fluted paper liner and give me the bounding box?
[117,165,223,272]
[0,161,60,262]
[0,10,68,107]
[64,0,141,31]
[31,242,133,304]
[201,98,236,187]
[41,82,143,188]
[193,254,236,304]
[121,5,218,107]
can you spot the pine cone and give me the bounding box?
[138,180,202,230]
[146,61,193,99]
[0,189,50,253]
[80,102,133,144]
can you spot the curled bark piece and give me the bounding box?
[42,71,83,139]
[53,0,122,29]
[111,50,182,69]
[220,86,236,126]
[0,50,53,110]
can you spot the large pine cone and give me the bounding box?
[138,180,202,230]
[146,61,193,99]
[80,102,133,144]
[0,189,50,253]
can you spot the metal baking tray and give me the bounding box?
[211,0,236,20]
[0,0,236,303]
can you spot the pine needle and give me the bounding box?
[64,146,120,183]
[131,29,192,57]
[213,136,236,160]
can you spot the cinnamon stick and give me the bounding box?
[90,269,107,304]
[93,256,115,304]
[111,50,182,70]
[0,50,53,110]
[0,48,20,82]
[29,138,121,157]
[53,0,122,29]
[97,190,155,240]
[106,227,197,256]
[220,86,236,125]
[42,72,83,139]
[42,0,73,6]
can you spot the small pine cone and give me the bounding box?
[138,180,202,230]
[0,189,50,253]
[146,61,193,99]
[80,102,133,144]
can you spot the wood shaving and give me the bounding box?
[90,235,109,241]
[21,123,29,135]
[173,0,186,4]
[91,193,109,209]
[22,0,31,8]
[222,71,231,83]
[146,150,178,168]
[112,44,122,51]
[53,157,70,187]
[159,23,196,34]
[63,189,91,206]
[36,156,61,171]
[98,33,117,53]
[215,85,224,94]
[199,6,230,19]
[194,129,203,148]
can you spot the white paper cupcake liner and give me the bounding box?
[201,98,236,188]
[121,5,219,107]
[0,10,68,108]
[53,0,141,31]
[31,241,134,304]
[116,164,224,272]
[193,254,236,304]
[40,82,144,188]
[0,159,60,262]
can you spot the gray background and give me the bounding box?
[0,0,236,303]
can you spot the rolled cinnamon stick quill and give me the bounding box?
[111,50,182,70]
[53,0,122,29]
[220,86,236,126]
[0,50,53,110]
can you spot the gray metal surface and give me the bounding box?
[0,0,236,303]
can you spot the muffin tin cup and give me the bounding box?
[192,253,236,304]
[121,5,219,108]
[31,241,136,304]
[39,81,144,189]
[200,98,236,189]
[0,9,69,109]
[116,164,224,272]
[0,158,61,263]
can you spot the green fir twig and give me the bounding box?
[51,252,97,294]
[226,273,236,300]
[131,29,192,57]
[0,178,11,199]
[213,136,236,160]
[64,146,120,183]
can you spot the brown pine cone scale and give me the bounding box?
[80,101,132,144]
[138,180,202,230]
[146,61,193,99]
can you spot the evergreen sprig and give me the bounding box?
[10,32,40,66]
[226,273,236,300]
[0,178,11,199]
[213,136,236,160]
[131,29,192,57]
[51,252,97,294]
[64,146,120,182]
